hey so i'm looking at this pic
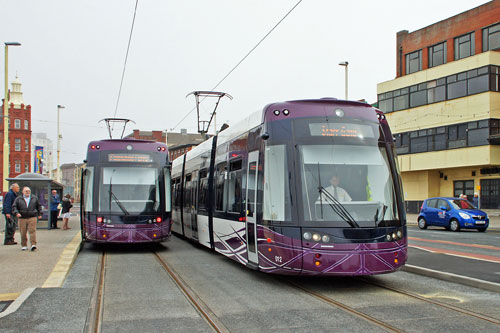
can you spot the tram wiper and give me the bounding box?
[109,176,129,216]
[110,191,129,216]
[374,204,387,227]
[318,186,360,228]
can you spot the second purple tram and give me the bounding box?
[80,138,172,243]
[171,98,407,275]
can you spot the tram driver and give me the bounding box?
[317,175,352,203]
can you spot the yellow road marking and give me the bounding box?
[0,293,20,301]
[42,232,82,288]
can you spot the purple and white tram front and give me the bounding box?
[81,139,172,243]
[172,99,407,275]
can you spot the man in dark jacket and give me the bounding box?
[50,190,60,229]
[12,186,42,251]
[3,183,19,245]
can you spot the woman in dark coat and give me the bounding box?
[61,194,73,230]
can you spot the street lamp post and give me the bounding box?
[3,42,21,192]
[56,104,65,182]
[338,61,349,100]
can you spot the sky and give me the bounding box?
[1,0,491,166]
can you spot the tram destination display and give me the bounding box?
[108,153,153,163]
[308,122,376,138]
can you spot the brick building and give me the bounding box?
[0,77,31,192]
[125,129,208,162]
[377,0,500,212]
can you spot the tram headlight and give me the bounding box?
[303,232,312,240]
[283,109,290,116]
[312,233,321,242]
[322,235,330,243]
[392,232,397,240]
[396,231,402,239]
[126,144,133,151]
[386,234,392,241]
[335,109,344,117]
[273,110,280,116]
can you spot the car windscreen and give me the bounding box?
[450,199,476,210]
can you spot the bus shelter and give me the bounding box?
[6,173,64,230]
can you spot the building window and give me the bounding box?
[483,22,500,52]
[15,138,21,151]
[454,32,475,60]
[428,41,446,68]
[406,50,422,74]
[393,119,496,156]
[454,180,474,200]
[24,120,28,130]
[24,161,29,173]
[25,139,29,152]
[15,161,20,173]
[377,65,498,113]
[14,119,21,129]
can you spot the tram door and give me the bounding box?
[245,151,259,265]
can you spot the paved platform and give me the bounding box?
[0,215,81,298]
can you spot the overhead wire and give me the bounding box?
[171,0,304,130]
[113,0,139,120]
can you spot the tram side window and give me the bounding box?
[164,168,171,212]
[228,159,243,214]
[263,145,291,221]
[83,167,94,212]
[173,178,181,208]
[184,174,192,209]
[198,170,208,211]
[215,163,227,212]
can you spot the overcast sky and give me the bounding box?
[1,0,491,165]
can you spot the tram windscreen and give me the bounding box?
[299,144,399,227]
[99,167,160,214]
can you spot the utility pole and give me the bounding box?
[56,104,65,181]
[338,61,349,100]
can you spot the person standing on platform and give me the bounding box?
[61,194,73,230]
[472,193,479,208]
[50,190,61,229]
[3,183,20,245]
[12,186,42,251]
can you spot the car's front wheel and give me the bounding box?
[449,219,460,232]
[418,217,427,229]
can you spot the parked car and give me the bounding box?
[418,197,489,232]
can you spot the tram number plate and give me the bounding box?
[274,256,283,263]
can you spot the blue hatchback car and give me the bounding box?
[418,197,489,232]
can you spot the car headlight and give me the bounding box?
[459,212,471,219]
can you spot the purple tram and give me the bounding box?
[80,139,172,243]
[171,99,407,275]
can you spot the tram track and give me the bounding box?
[284,280,403,333]
[84,249,228,333]
[85,251,106,333]
[153,251,230,333]
[357,277,500,325]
